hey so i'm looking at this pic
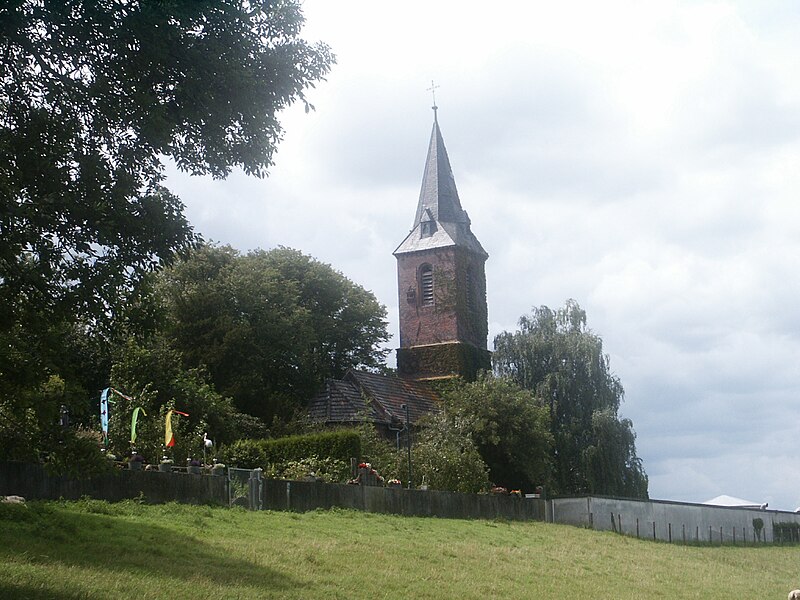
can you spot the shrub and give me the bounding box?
[220,430,360,471]
[219,439,265,469]
[263,430,360,465]
[266,455,350,483]
[43,428,113,478]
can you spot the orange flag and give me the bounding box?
[164,409,189,447]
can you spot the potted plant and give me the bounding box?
[159,458,173,473]
[128,453,145,471]
[187,458,202,475]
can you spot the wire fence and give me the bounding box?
[228,467,262,510]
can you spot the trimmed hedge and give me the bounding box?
[221,430,361,470]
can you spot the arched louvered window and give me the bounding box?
[420,264,434,306]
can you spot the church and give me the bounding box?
[308,108,490,432]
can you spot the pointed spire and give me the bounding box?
[413,117,467,227]
[394,108,487,259]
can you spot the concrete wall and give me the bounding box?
[264,479,546,522]
[550,496,800,543]
[0,461,228,506]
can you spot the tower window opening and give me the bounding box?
[421,220,437,238]
[420,265,434,306]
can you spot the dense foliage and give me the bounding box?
[493,300,648,498]
[0,1,333,469]
[156,244,389,423]
[356,416,490,494]
[411,409,491,493]
[220,430,361,472]
[437,375,552,492]
[107,337,262,465]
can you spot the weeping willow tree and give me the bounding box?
[493,299,648,499]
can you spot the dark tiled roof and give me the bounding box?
[307,378,372,423]
[307,369,440,426]
[347,370,440,424]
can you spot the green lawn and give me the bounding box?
[1,499,798,599]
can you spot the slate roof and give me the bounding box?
[413,118,466,226]
[308,369,440,427]
[394,117,487,258]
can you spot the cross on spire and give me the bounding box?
[427,80,440,118]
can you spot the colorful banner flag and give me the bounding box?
[100,388,110,439]
[131,407,146,444]
[164,409,189,448]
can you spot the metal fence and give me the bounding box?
[228,467,262,510]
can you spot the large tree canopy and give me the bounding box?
[156,244,390,424]
[438,375,552,492]
[1,0,332,320]
[0,0,333,463]
[493,300,648,498]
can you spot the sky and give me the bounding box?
[165,1,800,510]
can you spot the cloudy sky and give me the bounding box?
[166,1,800,509]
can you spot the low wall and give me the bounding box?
[0,461,228,506]
[550,496,800,543]
[264,479,546,522]
[7,461,796,543]
[0,462,545,521]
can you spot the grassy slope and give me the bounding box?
[1,500,798,599]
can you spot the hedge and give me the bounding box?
[221,430,361,470]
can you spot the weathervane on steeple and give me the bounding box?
[427,80,440,119]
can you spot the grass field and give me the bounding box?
[1,499,799,599]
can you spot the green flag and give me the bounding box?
[131,407,146,444]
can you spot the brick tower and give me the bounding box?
[394,110,491,380]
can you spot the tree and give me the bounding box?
[156,244,390,423]
[354,412,490,494]
[412,409,491,494]
[493,300,648,498]
[1,0,333,322]
[0,0,333,464]
[438,375,552,492]
[109,336,266,464]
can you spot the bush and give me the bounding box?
[266,455,350,483]
[412,416,490,494]
[220,430,360,472]
[264,430,360,465]
[43,428,113,478]
[219,439,265,469]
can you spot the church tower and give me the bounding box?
[394,109,491,381]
